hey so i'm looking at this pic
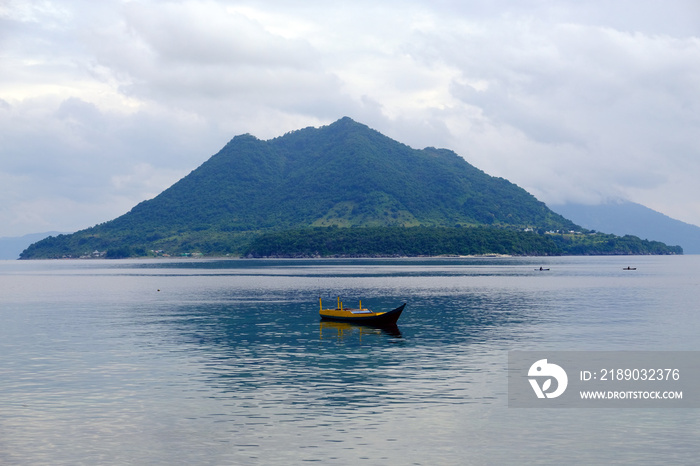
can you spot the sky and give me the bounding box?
[2,0,700,237]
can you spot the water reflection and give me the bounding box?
[4,257,699,464]
[319,321,402,341]
[148,287,527,422]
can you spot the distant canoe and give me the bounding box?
[535,267,550,271]
[623,267,637,270]
[319,297,406,325]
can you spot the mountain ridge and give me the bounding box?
[0,232,65,260]
[19,117,681,258]
[549,201,700,254]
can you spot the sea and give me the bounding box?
[1,255,699,465]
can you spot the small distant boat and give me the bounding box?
[623,266,637,270]
[536,267,550,271]
[319,297,406,325]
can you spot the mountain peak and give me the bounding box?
[332,115,357,125]
[21,119,581,258]
[321,116,379,140]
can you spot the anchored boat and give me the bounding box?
[319,297,406,325]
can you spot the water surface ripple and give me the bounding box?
[1,256,699,464]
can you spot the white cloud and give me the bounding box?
[401,18,700,213]
[1,0,700,235]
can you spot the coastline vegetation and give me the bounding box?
[19,226,682,259]
[244,227,682,257]
[17,118,683,259]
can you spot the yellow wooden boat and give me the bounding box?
[319,297,406,325]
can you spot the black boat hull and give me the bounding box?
[320,303,406,325]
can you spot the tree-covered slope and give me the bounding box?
[245,227,682,257]
[22,117,666,259]
[111,117,575,231]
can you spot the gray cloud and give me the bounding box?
[1,0,700,235]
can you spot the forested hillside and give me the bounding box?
[244,227,682,257]
[20,118,681,258]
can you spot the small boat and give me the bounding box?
[623,266,637,270]
[536,267,550,271]
[319,297,406,325]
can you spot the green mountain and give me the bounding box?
[20,117,681,258]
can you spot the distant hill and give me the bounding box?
[549,201,697,254]
[0,232,65,260]
[19,118,680,258]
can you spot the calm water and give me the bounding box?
[1,256,699,465]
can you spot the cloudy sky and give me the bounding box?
[2,0,700,236]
